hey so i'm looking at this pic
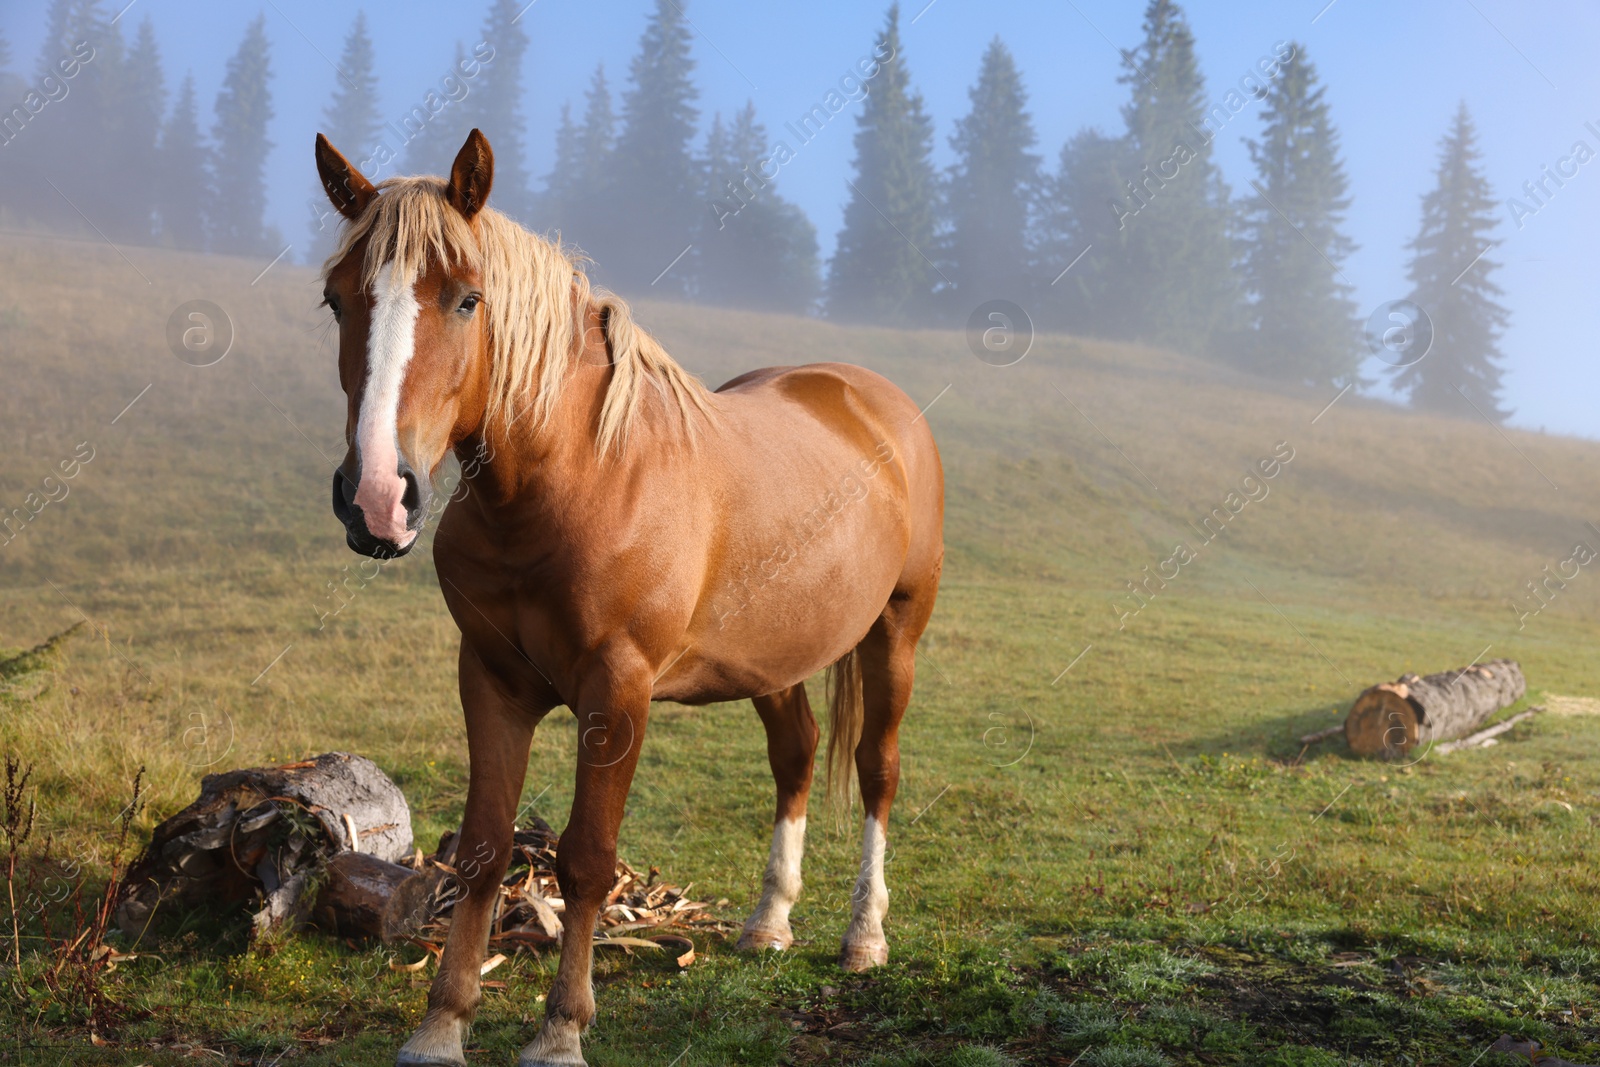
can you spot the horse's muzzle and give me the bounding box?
[332,465,425,559]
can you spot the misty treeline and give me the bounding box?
[0,0,1508,417]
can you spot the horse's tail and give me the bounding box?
[824,646,864,824]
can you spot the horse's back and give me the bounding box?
[714,361,942,552]
[716,361,935,464]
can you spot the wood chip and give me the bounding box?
[593,936,665,951]
[651,934,695,967]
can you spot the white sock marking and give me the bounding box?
[747,816,806,937]
[846,814,889,943]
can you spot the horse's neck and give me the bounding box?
[455,304,614,511]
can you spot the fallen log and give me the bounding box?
[117,752,413,937]
[1345,659,1526,759]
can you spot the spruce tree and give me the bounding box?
[25,0,122,233]
[158,73,209,250]
[942,37,1039,311]
[460,0,532,220]
[1239,44,1359,385]
[576,66,616,191]
[0,16,54,226]
[1035,129,1137,334]
[1112,0,1238,353]
[33,0,75,82]
[108,17,165,242]
[26,0,81,199]
[543,103,582,223]
[698,103,820,313]
[0,29,16,105]
[403,41,473,178]
[209,15,276,256]
[323,13,382,157]
[697,110,731,286]
[827,4,938,324]
[1394,103,1510,420]
[309,12,382,263]
[78,2,126,224]
[606,0,701,294]
[0,30,18,222]
[542,64,614,250]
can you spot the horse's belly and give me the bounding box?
[667,497,908,701]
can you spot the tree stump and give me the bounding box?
[117,752,413,937]
[1345,659,1526,759]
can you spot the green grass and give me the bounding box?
[1,233,1599,1064]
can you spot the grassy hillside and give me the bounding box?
[2,232,1599,1066]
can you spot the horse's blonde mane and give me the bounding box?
[321,175,712,455]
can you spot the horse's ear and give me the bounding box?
[446,129,494,221]
[315,133,376,220]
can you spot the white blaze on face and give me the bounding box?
[352,268,421,546]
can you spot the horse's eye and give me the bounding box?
[323,295,342,322]
[458,294,481,315]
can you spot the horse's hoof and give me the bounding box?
[736,924,794,952]
[396,1015,469,1067]
[839,939,889,972]
[396,1055,466,1067]
[518,1049,587,1066]
[519,1016,587,1067]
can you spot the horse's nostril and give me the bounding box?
[400,469,421,513]
[331,468,355,522]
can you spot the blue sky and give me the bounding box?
[6,0,1598,437]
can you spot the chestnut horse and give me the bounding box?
[314,129,943,1067]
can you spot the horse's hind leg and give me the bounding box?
[739,683,819,951]
[840,577,937,973]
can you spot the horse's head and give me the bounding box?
[313,130,496,558]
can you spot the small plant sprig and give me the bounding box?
[3,755,37,972]
[32,765,145,1034]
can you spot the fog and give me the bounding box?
[3,0,1597,436]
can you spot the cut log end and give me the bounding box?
[1346,687,1420,759]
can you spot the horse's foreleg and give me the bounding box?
[520,668,650,1067]
[399,645,536,1067]
[738,683,818,951]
